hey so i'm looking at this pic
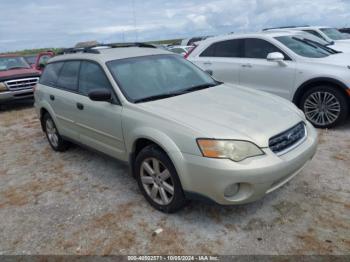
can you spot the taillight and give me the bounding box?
[184,44,197,59]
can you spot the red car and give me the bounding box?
[0,52,54,103]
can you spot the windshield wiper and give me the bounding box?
[134,82,221,103]
[302,38,341,54]
[134,93,180,103]
[177,82,220,94]
[292,37,331,55]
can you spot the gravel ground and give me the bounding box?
[0,101,349,255]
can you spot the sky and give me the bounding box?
[1,0,350,52]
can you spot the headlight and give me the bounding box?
[0,82,7,92]
[197,139,264,162]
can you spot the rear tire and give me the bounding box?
[300,86,348,128]
[43,113,69,152]
[134,145,187,213]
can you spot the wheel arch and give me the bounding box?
[293,77,349,107]
[127,128,186,185]
[39,107,49,131]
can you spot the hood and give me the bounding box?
[332,42,350,53]
[336,39,350,44]
[309,52,350,67]
[0,68,41,81]
[138,84,304,147]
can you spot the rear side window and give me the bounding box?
[39,62,64,86]
[200,39,242,57]
[56,61,80,91]
[243,38,282,59]
[78,61,112,96]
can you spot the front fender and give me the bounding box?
[127,127,191,189]
[127,126,182,155]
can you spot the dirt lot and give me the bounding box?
[0,101,349,255]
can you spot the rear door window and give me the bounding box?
[78,61,112,96]
[39,62,64,86]
[56,61,80,91]
[200,39,243,57]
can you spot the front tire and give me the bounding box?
[43,113,69,152]
[301,86,348,128]
[134,145,187,213]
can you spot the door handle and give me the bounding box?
[49,95,55,101]
[241,63,252,68]
[76,103,84,110]
[203,62,212,65]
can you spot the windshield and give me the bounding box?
[0,56,31,71]
[294,34,340,54]
[275,36,332,58]
[24,55,36,65]
[320,28,349,40]
[107,54,217,103]
[298,32,330,45]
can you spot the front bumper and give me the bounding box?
[173,122,318,205]
[0,89,34,103]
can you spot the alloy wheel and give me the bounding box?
[140,157,174,205]
[46,118,59,147]
[304,91,341,127]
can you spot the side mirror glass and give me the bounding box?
[88,89,112,102]
[267,52,284,62]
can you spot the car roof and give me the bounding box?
[265,26,331,31]
[50,46,172,64]
[198,31,295,44]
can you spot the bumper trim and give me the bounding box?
[0,89,34,102]
[266,159,310,194]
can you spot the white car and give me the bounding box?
[188,31,350,128]
[168,46,194,56]
[264,26,350,44]
[264,29,350,54]
[181,36,210,46]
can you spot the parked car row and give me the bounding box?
[34,43,318,213]
[4,25,350,213]
[187,29,350,128]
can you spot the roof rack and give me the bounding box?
[58,42,157,55]
[263,25,310,31]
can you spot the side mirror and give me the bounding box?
[88,89,112,102]
[37,63,46,70]
[267,52,284,62]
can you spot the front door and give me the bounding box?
[74,61,126,160]
[238,38,296,100]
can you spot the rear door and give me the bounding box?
[75,61,126,160]
[40,61,81,141]
[190,39,244,85]
[238,38,296,100]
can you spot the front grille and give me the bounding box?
[5,77,39,91]
[269,122,306,154]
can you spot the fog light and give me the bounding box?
[224,183,240,197]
